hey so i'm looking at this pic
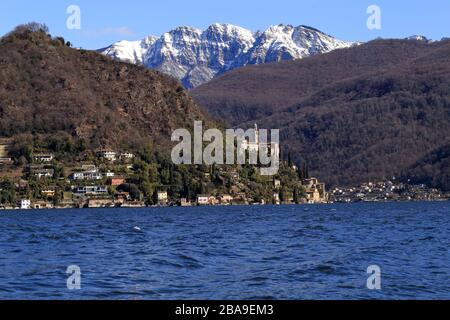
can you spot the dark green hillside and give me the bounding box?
[402,144,450,192]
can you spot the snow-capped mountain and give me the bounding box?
[405,35,431,42]
[101,23,356,88]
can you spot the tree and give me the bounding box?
[293,187,300,204]
[13,22,49,35]
[117,183,141,201]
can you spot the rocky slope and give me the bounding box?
[101,23,355,88]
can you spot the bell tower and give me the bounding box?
[254,123,259,145]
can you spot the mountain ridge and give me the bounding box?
[100,23,356,88]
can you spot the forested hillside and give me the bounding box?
[192,39,450,187]
[0,23,213,155]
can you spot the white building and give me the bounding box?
[20,199,31,209]
[273,193,280,205]
[120,153,135,160]
[33,154,54,163]
[99,151,117,162]
[72,170,102,181]
[197,195,209,206]
[73,186,108,195]
[34,169,54,180]
[274,179,281,188]
[157,191,168,204]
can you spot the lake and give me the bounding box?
[0,202,448,299]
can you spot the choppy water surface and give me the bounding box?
[0,202,448,299]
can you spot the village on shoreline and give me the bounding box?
[1,137,449,211]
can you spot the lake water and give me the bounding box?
[0,202,448,300]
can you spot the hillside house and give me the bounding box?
[274,179,281,188]
[0,158,13,165]
[71,169,102,181]
[41,189,56,198]
[120,153,135,160]
[73,186,108,196]
[99,151,117,162]
[0,144,9,158]
[33,153,54,163]
[108,178,125,186]
[34,168,54,180]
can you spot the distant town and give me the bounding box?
[330,180,449,203]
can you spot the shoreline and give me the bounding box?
[1,199,448,212]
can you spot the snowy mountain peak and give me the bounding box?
[406,35,431,42]
[101,23,356,88]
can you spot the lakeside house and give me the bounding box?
[122,201,146,208]
[32,201,54,209]
[197,195,209,205]
[306,189,322,204]
[20,199,31,209]
[196,195,229,206]
[88,199,114,208]
[218,194,233,205]
[301,178,328,204]
[180,198,191,207]
[273,193,281,205]
[115,192,131,205]
[157,191,169,205]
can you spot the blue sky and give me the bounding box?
[0,0,449,49]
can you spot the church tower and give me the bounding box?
[254,124,259,145]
